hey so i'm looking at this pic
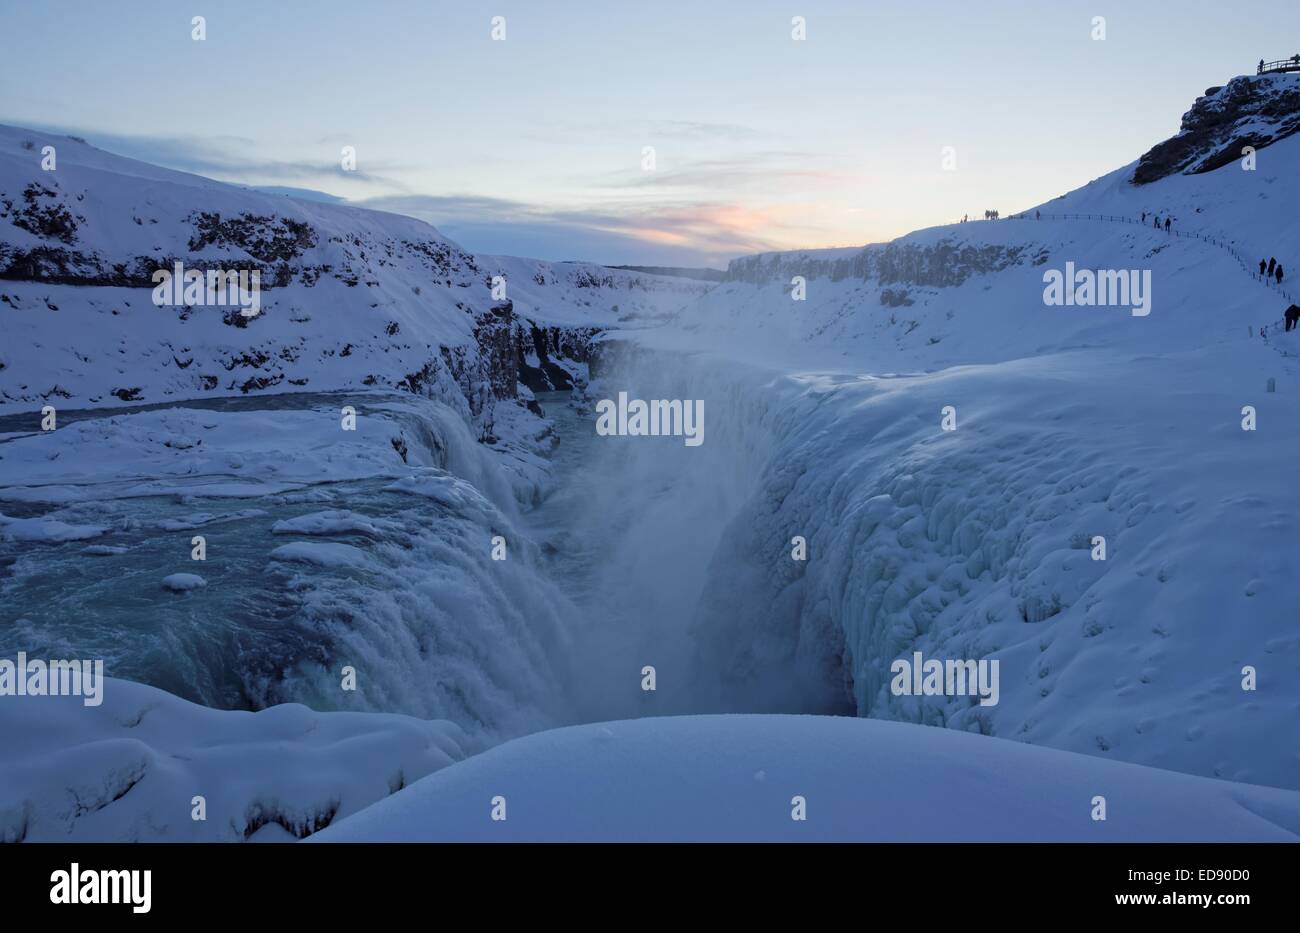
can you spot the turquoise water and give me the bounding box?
[0,391,579,728]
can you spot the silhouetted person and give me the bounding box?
[1259,59,1265,74]
[1141,212,1147,223]
[1277,264,1285,284]
[1036,210,1040,220]
[1154,216,1160,228]
[1268,257,1276,276]
[1285,304,1300,331]
[1261,259,1268,275]
[1164,217,1171,232]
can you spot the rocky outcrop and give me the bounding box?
[472,301,521,400]
[188,211,317,262]
[517,322,599,392]
[726,249,870,285]
[467,301,599,394]
[725,239,1029,289]
[1133,73,1300,184]
[4,183,80,243]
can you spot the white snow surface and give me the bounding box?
[160,572,206,591]
[315,715,1300,842]
[0,678,467,842]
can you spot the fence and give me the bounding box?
[995,211,1296,339]
[1258,58,1300,75]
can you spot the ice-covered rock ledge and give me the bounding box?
[0,678,468,842]
[313,715,1300,842]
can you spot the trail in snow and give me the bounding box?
[1005,210,1300,321]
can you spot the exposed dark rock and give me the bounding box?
[238,374,283,393]
[726,239,1028,289]
[880,287,914,307]
[606,264,727,282]
[517,322,599,391]
[187,211,317,262]
[1133,74,1300,184]
[472,301,520,400]
[222,349,271,371]
[5,184,80,244]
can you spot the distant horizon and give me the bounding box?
[3,0,1297,266]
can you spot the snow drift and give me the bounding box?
[314,714,1300,842]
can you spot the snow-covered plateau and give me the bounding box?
[2,73,1299,842]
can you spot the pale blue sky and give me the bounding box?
[2,0,1295,265]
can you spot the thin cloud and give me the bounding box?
[514,118,771,146]
[647,120,768,142]
[0,121,411,191]
[361,193,792,266]
[591,151,849,193]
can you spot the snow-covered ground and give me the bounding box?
[3,73,1300,842]
[314,715,1300,842]
[0,677,468,842]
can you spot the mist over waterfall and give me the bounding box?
[529,350,797,723]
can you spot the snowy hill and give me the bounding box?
[314,715,1300,842]
[0,124,704,420]
[664,75,1300,371]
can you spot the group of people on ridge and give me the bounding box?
[1277,255,1299,332]
[951,205,1296,334]
[1140,211,1172,233]
[1260,256,1286,286]
[1259,258,1296,334]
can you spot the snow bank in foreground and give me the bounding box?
[0,678,467,842]
[314,714,1300,842]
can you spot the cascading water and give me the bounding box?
[0,354,850,755]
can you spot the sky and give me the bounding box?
[2,0,1297,266]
